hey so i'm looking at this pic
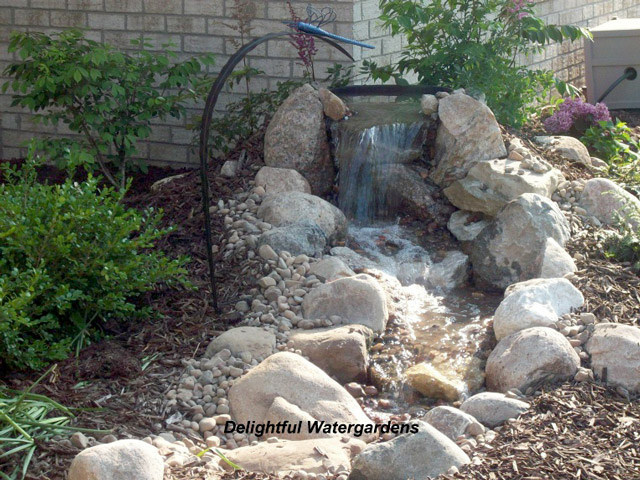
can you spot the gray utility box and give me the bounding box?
[585,18,640,109]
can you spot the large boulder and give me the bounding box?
[470,193,571,289]
[444,158,564,216]
[493,278,584,340]
[349,421,470,480]
[424,406,484,441]
[578,178,640,230]
[254,166,312,194]
[204,326,276,360]
[308,256,356,282]
[257,221,326,257]
[225,437,365,475]
[460,392,530,428]
[378,164,444,221]
[431,93,507,187]
[228,352,374,440]
[257,191,347,244]
[68,440,164,480]
[286,325,373,384]
[486,327,580,393]
[585,323,640,393]
[264,84,334,195]
[302,275,389,332]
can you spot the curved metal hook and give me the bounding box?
[199,32,354,313]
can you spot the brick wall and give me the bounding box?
[1,0,640,165]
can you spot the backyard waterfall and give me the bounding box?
[331,101,500,406]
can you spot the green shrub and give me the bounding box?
[2,29,213,190]
[362,0,591,127]
[0,148,189,371]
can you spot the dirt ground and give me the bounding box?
[2,111,640,479]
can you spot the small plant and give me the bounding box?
[0,366,109,480]
[544,97,611,135]
[2,29,213,190]
[287,1,318,81]
[224,0,257,96]
[0,146,189,371]
[361,0,591,127]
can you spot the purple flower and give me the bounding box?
[544,97,611,133]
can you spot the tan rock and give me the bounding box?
[255,166,311,194]
[405,363,461,401]
[318,87,348,120]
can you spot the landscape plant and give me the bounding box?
[0,146,189,371]
[362,0,591,127]
[2,29,214,190]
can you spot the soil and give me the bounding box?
[2,111,640,479]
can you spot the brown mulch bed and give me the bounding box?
[3,110,640,479]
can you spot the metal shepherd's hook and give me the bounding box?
[199,6,371,314]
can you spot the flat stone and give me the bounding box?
[424,406,484,441]
[460,392,530,428]
[255,166,312,194]
[204,327,276,360]
[308,256,356,282]
[257,221,327,257]
[405,363,461,401]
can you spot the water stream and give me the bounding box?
[331,101,500,409]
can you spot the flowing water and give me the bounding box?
[331,102,500,409]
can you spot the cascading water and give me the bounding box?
[330,101,501,408]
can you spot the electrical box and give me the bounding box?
[585,18,640,109]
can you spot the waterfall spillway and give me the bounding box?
[331,102,431,222]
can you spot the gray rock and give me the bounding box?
[255,166,312,194]
[444,158,564,216]
[424,406,484,441]
[204,327,276,360]
[421,94,439,116]
[426,250,469,290]
[585,323,640,393]
[220,160,238,178]
[302,275,389,332]
[447,210,490,242]
[228,352,374,440]
[257,221,327,257]
[68,439,163,480]
[287,325,373,383]
[470,193,571,289]
[486,327,580,393]
[257,191,348,244]
[460,392,530,428]
[493,278,584,340]
[379,164,444,222]
[308,256,356,282]
[539,237,577,278]
[431,93,506,187]
[578,178,640,230]
[264,84,334,195]
[535,135,592,167]
[349,421,470,480]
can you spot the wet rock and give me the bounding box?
[257,191,348,244]
[486,327,580,393]
[349,421,470,480]
[255,166,312,194]
[287,325,373,384]
[257,221,327,257]
[460,392,530,428]
[264,84,334,195]
[224,437,365,475]
[444,158,564,216]
[493,278,584,340]
[308,256,356,282]
[534,135,591,167]
[424,406,484,441]
[228,352,374,440]
[470,193,571,289]
[431,93,506,187]
[405,363,461,401]
[204,327,276,360]
[68,439,164,480]
[302,275,389,332]
[378,164,443,221]
[578,178,640,230]
[585,323,640,393]
[426,251,469,290]
[319,88,348,121]
[447,210,490,243]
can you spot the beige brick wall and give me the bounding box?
[1,0,640,165]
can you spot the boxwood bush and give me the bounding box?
[0,150,188,371]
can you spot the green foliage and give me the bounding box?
[0,147,189,371]
[2,29,214,190]
[581,120,640,190]
[362,0,591,127]
[205,75,302,155]
[0,366,109,480]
